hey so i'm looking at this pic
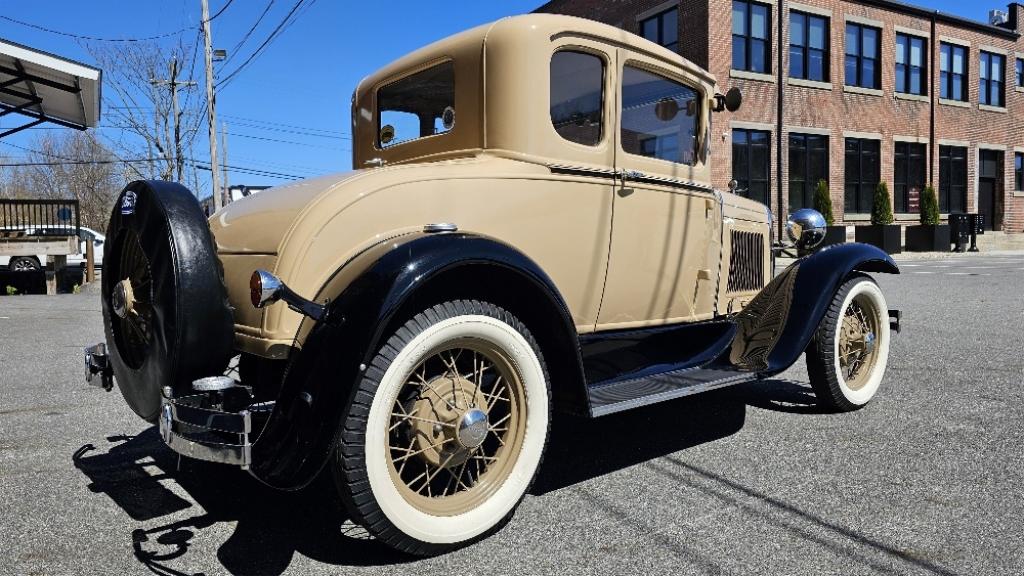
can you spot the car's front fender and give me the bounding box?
[726,242,899,375]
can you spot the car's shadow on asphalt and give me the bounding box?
[71,378,820,575]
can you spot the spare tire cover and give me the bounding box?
[102,180,234,422]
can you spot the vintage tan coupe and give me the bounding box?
[84,14,900,554]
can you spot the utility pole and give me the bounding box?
[150,57,196,183]
[221,121,229,203]
[201,0,223,211]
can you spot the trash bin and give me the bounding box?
[949,213,969,252]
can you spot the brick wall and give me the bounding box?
[536,0,1024,232]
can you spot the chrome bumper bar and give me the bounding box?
[159,387,254,469]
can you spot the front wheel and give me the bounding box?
[333,300,550,556]
[805,274,891,411]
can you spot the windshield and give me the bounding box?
[377,61,455,148]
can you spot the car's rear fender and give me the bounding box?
[248,231,585,490]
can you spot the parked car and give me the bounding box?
[84,14,900,555]
[0,225,105,271]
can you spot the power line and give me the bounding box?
[216,0,317,89]
[225,131,347,150]
[222,0,277,67]
[226,120,349,140]
[0,158,161,167]
[0,2,236,43]
[220,113,346,136]
[191,161,302,180]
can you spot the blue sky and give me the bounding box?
[0,0,1007,191]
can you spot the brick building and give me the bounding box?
[536,0,1024,233]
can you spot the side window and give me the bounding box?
[550,51,605,146]
[620,65,700,165]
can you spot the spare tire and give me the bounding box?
[101,180,234,422]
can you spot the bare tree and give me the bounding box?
[85,38,204,190]
[2,131,125,230]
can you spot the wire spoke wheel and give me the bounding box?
[386,338,526,516]
[837,295,880,390]
[109,229,154,369]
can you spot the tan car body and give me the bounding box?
[209,14,772,359]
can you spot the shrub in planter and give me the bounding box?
[855,182,901,254]
[905,185,950,252]
[812,179,846,248]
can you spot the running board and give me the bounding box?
[587,366,756,417]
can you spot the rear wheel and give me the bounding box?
[333,300,550,556]
[101,181,234,422]
[9,256,40,271]
[806,274,890,411]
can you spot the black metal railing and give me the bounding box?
[0,199,80,238]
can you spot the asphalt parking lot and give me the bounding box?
[2,253,1023,576]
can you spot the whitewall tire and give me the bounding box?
[806,274,890,411]
[333,300,550,555]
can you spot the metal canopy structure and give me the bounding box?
[0,37,101,139]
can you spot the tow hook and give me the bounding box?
[84,343,113,391]
[888,309,902,334]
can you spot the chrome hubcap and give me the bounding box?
[457,408,489,449]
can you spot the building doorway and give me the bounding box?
[978,149,1004,231]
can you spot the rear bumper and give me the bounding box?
[158,387,255,469]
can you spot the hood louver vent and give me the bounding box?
[727,230,765,293]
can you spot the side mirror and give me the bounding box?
[786,209,827,251]
[714,87,743,112]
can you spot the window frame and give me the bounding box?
[732,0,772,74]
[788,132,829,211]
[938,145,968,213]
[895,33,928,96]
[789,11,830,82]
[732,128,772,205]
[939,43,969,101]
[549,49,608,147]
[893,141,927,213]
[979,50,1006,107]
[639,7,679,52]
[845,22,881,89]
[1015,152,1023,192]
[844,137,881,214]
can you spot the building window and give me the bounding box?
[844,138,880,213]
[788,133,828,211]
[640,8,678,52]
[895,34,927,95]
[939,43,968,101]
[621,65,700,165]
[845,23,881,89]
[1016,152,1023,192]
[894,142,927,213]
[938,145,967,213]
[979,51,1005,107]
[550,51,605,146]
[789,12,829,82]
[732,1,771,74]
[1016,58,1023,88]
[732,129,771,205]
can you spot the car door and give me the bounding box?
[595,50,721,330]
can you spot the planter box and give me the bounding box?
[905,224,950,252]
[0,269,46,295]
[855,224,902,254]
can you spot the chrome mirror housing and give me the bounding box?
[786,209,827,250]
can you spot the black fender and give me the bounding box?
[726,242,899,375]
[248,231,584,490]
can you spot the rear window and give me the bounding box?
[377,61,455,148]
